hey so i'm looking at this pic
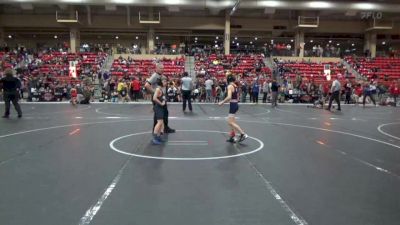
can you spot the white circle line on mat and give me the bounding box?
[1,117,399,151]
[109,130,264,161]
[377,122,400,141]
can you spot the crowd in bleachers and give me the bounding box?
[273,57,399,105]
[0,47,107,102]
[345,56,400,82]
[1,46,398,106]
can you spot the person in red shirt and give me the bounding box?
[389,81,399,107]
[130,77,141,102]
[353,83,363,105]
[70,87,78,106]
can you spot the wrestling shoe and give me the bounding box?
[238,134,248,142]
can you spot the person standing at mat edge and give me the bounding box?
[326,77,341,111]
[144,64,175,133]
[218,75,248,143]
[0,68,22,118]
[181,72,193,112]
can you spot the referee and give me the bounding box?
[181,72,193,112]
[0,68,22,118]
[144,64,175,133]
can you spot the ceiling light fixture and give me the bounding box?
[353,3,376,10]
[308,1,332,9]
[261,0,281,7]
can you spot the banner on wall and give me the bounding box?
[324,64,331,81]
[69,61,78,78]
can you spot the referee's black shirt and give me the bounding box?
[0,76,21,93]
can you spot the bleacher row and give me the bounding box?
[110,57,185,78]
[1,51,107,84]
[1,51,399,86]
[194,54,271,81]
[275,61,351,85]
[345,56,400,82]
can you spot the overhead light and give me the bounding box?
[236,43,239,46]
[234,37,238,40]
[216,36,219,40]
[135,36,139,39]
[8,35,12,39]
[353,3,376,10]
[351,43,355,46]
[165,0,184,5]
[133,44,138,49]
[337,43,340,46]
[54,35,58,39]
[308,1,332,8]
[60,0,83,3]
[271,39,274,43]
[156,36,159,40]
[115,36,119,39]
[195,37,198,40]
[382,41,386,45]
[194,40,197,43]
[329,40,332,43]
[250,41,253,44]
[215,44,218,48]
[215,40,217,43]
[310,40,314,43]
[255,37,258,40]
[232,41,235,43]
[290,39,294,42]
[261,0,281,7]
[112,0,134,3]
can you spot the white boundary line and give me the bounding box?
[166,143,209,146]
[377,122,400,141]
[0,119,150,139]
[234,144,308,225]
[1,117,400,151]
[109,130,264,160]
[78,156,132,225]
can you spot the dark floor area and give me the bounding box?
[0,103,399,225]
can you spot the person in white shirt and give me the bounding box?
[205,78,214,102]
[181,72,193,112]
[326,77,342,111]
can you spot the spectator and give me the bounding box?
[362,81,376,107]
[241,81,248,103]
[271,79,280,108]
[205,77,213,102]
[252,81,260,103]
[262,79,270,103]
[181,72,193,112]
[389,81,399,107]
[130,77,141,102]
